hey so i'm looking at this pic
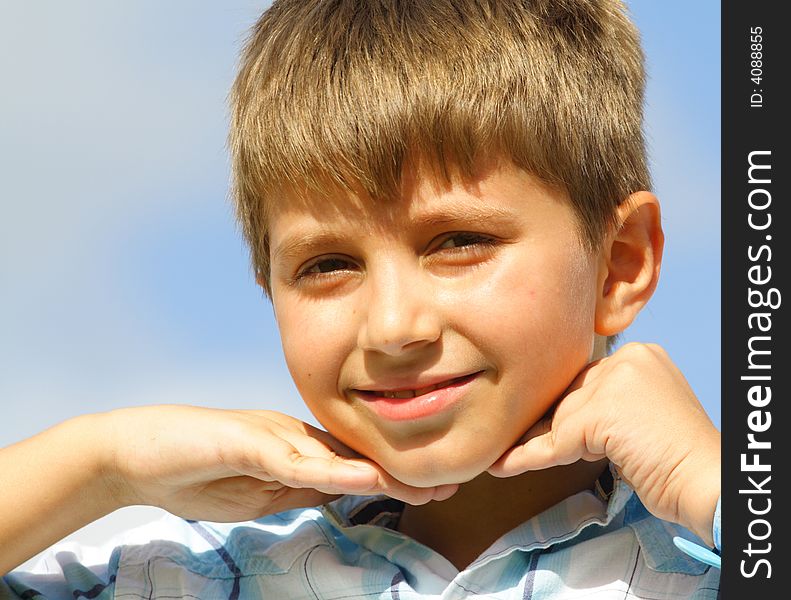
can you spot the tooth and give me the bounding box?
[381,390,416,399]
[373,377,467,400]
[414,383,440,396]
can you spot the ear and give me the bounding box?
[594,191,664,336]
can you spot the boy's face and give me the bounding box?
[268,159,602,487]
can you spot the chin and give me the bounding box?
[377,447,495,488]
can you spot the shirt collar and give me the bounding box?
[622,494,710,575]
[320,464,706,576]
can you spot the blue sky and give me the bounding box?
[0,0,720,453]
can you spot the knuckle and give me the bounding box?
[647,342,668,358]
[611,358,638,378]
[621,341,667,362]
[619,341,641,353]
[621,341,649,357]
[282,452,306,484]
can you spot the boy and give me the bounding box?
[2,0,721,597]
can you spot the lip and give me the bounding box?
[351,371,483,421]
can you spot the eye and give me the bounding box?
[434,232,498,251]
[304,257,352,274]
[293,255,358,284]
[425,232,500,272]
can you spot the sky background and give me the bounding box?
[1,0,720,569]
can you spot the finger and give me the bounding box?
[237,417,458,503]
[255,411,365,459]
[487,431,565,477]
[274,425,355,463]
[304,450,459,505]
[487,416,558,477]
[299,422,366,459]
[374,476,459,506]
[268,431,412,499]
[528,362,603,443]
[262,487,343,514]
[433,483,460,502]
[280,454,454,505]
[561,355,610,397]
[349,460,460,505]
[241,435,381,494]
[487,410,602,478]
[192,476,342,521]
[281,434,460,504]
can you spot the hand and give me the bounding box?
[101,405,458,523]
[487,343,720,545]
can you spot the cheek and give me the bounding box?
[454,248,597,390]
[275,299,355,400]
[465,248,595,334]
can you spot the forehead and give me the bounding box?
[268,158,572,242]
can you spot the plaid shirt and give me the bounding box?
[3,471,720,599]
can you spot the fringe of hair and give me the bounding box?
[229,0,650,302]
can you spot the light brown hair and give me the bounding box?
[229,0,650,297]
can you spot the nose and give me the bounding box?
[357,259,442,356]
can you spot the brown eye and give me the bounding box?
[293,256,359,286]
[304,258,352,274]
[425,232,500,273]
[436,233,496,250]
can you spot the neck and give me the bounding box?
[397,459,609,571]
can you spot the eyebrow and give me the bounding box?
[272,205,516,264]
[411,205,515,228]
[272,230,352,264]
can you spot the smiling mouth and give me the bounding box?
[355,372,481,399]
